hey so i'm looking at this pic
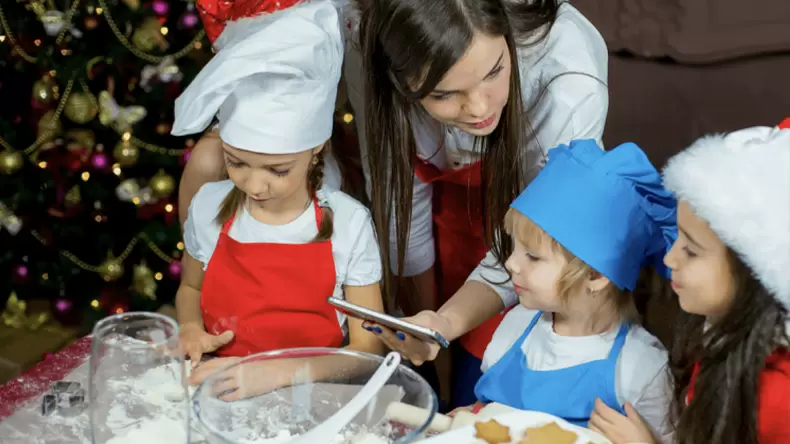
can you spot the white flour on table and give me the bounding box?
[0,361,395,443]
[0,360,198,444]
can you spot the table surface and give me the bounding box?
[0,337,91,419]
[0,338,407,444]
[0,337,92,443]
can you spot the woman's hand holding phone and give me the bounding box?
[363,310,452,366]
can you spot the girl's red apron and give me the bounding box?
[687,351,790,442]
[200,199,344,356]
[412,157,510,385]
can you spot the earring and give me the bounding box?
[311,156,319,165]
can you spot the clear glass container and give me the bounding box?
[89,312,189,443]
[193,348,438,443]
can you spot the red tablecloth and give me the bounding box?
[0,337,92,420]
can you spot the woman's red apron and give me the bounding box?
[412,158,508,359]
[200,199,344,356]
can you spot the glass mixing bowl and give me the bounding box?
[193,348,438,443]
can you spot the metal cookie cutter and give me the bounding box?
[41,381,86,416]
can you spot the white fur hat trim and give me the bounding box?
[663,126,790,311]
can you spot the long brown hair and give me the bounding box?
[670,249,789,444]
[358,0,558,308]
[215,147,334,242]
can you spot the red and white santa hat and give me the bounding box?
[663,119,790,311]
[172,0,342,154]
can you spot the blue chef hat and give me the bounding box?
[511,140,678,290]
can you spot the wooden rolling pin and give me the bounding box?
[384,402,481,433]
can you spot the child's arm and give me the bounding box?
[178,129,225,229]
[176,251,233,365]
[175,252,204,330]
[343,284,385,356]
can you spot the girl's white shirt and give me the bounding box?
[341,2,609,306]
[483,305,675,443]
[183,180,382,327]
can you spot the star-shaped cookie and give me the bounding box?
[474,419,511,443]
[519,422,577,444]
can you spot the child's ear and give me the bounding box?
[587,270,611,294]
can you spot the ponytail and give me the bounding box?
[309,146,334,242]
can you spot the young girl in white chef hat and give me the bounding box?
[171,0,384,389]
[590,119,790,444]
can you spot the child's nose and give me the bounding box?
[247,172,270,196]
[505,255,519,275]
[664,241,679,270]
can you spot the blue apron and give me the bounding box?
[474,311,629,427]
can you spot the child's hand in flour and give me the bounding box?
[179,323,234,366]
[189,357,294,400]
[188,356,241,386]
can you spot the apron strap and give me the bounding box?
[485,310,543,374]
[220,212,236,235]
[606,323,631,361]
[515,311,544,349]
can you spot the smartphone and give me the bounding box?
[328,297,450,348]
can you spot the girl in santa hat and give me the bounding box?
[589,119,790,444]
[170,0,384,389]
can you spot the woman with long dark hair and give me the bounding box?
[352,0,609,406]
[589,121,790,444]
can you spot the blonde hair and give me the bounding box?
[215,144,334,242]
[504,208,637,319]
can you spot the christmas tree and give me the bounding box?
[0,0,212,330]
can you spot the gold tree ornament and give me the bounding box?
[132,18,169,53]
[65,129,96,151]
[149,170,175,198]
[0,150,24,175]
[132,262,157,299]
[38,111,63,143]
[65,185,81,207]
[2,292,51,330]
[64,91,99,124]
[99,253,125,282]
[32,76,58,103]
[121,0,141,11]
[113,140,139,167]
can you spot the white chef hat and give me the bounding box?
[172,0,343,154]
[663,124,790,310]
